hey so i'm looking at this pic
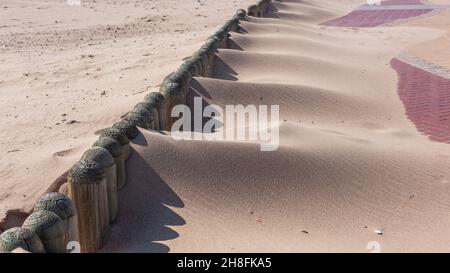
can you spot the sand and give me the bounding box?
[2,0,450,252]
[0,0,255,230]
[100,0,450,252]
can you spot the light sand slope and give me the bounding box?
[104,0,450,252]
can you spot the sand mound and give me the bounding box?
[103,0,450,252]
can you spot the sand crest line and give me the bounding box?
[0,0,275,253]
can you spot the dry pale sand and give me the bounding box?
[0,0,256,230]
[101,0,450,252]
[2,0,450,253]
[403,10,450,70]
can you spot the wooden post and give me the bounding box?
[247,4,258,17]
[257,0,270,17]
[191,50,207,77]
[67,160,108,253]
[211,28,228,48]
[130,102,157,130]
[125,112,151,130]
[200,38,219,76]
[144,92,165,130]
[34,192,79,248]
[223,19,238,33]
[174,64,193,94]
[257,0,263,17]
[0,227,45,253]
[236,9,247,21]
[112,120,139,140]
[160,81,186,130]
[22,211,66,253]
[81,147,118,223]
[180,58,199,78]
[101,128,130,161]
[93,137,126,190]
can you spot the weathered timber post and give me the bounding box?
[67,160,108,252]
[22,210,66,253]
[34,192,79,246]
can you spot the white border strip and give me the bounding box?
[398,52,450,80]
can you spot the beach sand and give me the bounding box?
[2,0,450,252]
[102,0,450,252]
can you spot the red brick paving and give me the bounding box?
[391,58,450,143]
[322,9,432,27]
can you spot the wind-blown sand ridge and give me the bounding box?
[103,0,450,252]
[1,0,450,253]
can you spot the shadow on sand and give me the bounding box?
[186,78,225,133]
[211,54,239,81]
[102,146,185,253]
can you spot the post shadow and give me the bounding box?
[211,54,239,81]
[226,37,244,51]
[102,151,185,253]
[184,78,224,134]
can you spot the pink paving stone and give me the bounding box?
[391,58,450,144]
[322,9,432,27]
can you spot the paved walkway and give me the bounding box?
[392,58,450,143]
[322,1,449,27]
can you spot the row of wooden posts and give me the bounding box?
[0,0,273,253]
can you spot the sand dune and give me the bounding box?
[102,0,450,252]
[104,126,450,252]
